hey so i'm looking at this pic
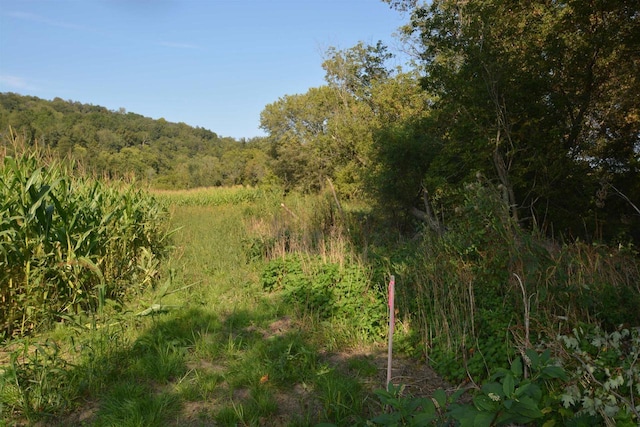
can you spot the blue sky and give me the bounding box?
[0,0,408,139]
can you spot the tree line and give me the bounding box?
[2,0,639,244]
[261,0,640,244]
[0,93,270,189]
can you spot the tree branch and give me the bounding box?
[411,188,445,236]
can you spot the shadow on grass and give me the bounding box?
[39,303,379,427]
[62,307,220,426]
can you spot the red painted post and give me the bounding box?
[386,275,395,389]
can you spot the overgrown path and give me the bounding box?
[25,201,450,426]
[153,203,453,425]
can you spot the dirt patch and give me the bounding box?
[324,343,460,398]
[273,382,320,422]
[176,401,215,426]
[185,358,226,374]
[62,400,100,426]
[27,399,100,427]
[246,315,295,340]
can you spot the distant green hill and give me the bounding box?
[0,92,271,189]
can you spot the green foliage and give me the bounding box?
[0,94,272,189]
[446,350,566,426]
[558,325,640,425]
[0,139,169,337]
[395,0,640,242]
[93,382,181,427]
[0,339,77,422]
[1,188,384,426]
[1,179,639,426]
[372,384,443,426]
[260,255,387,341]
[214,388,278,426]
[152,185,267,207]
[260,86,344,192]
[323,41,393,99]
[261,42,431,202]
[242,188,351,262]
[382,179,640,386]
[371,350,578,426]
[548,244,640,330]
[386,181,519,381]
[370,344,638,426]
[315,366,367,424]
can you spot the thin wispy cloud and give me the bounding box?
[158,41,202,50]
[6,11,85,31]
[0,75,37,91]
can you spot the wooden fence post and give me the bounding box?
[387,275,395,389]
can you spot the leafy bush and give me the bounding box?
[0,141,169,337]
[370,350,591,426]
[558,325,640,425]
[260,255,386,340]
[370,341,640,426]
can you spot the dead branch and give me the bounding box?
[410,188,445,236]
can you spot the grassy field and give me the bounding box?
[4,183,639,426]
[1,187,427,426]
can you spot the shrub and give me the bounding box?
[558,325,640,425]
[371,350,589,426]
[389,180,640,384]
[260,255,386,341]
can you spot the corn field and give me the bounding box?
[0,136,169,338]
[152,185,265,207]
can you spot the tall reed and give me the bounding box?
[399,180,640,379]
[244,189,352,264]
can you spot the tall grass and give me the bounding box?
[244,189,352,263]
[0,133,170,337]
[390,180,640,381]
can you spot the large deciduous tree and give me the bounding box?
[260,42,398,196]
[386,0,640,241]
[260,86,341,192]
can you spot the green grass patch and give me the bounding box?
[2,185,388,426]
[152,185,267,207]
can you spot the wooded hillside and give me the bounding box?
[0,93,270,189]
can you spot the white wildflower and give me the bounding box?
[488,393,501,402]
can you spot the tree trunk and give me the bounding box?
[410,188,445,236]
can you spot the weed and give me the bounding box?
[316,365,366,425]
[370,350,572,426]
[93,381,180,427]
[346,356,378,377]
[558,325,640,425]
[260,255,386,342]
[1,339,77,423]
